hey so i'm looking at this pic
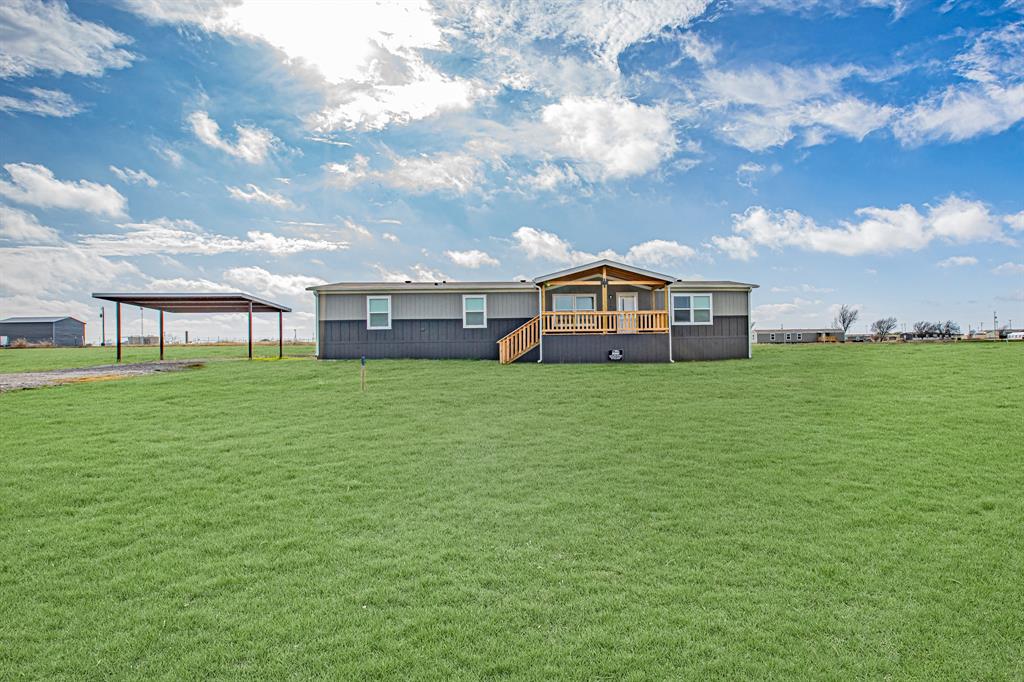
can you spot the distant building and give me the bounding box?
[0,316,85,347]
[125,335,160,345]
[755,328,844,344]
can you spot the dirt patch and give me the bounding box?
[0,361,204,393]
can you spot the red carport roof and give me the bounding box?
[91,292,291,314]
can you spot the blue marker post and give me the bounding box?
[360,355,366,392]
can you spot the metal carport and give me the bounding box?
[91,293,291,361]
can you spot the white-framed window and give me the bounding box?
[785,333,792,341]
[462,295,487,328]
[552,294,596,311]
[671,293,713,325]
[366,295,391,330]
[769,333,776,341]
[797,333,803,341]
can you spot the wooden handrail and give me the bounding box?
[498,315,540,364]
[542,310,669,334]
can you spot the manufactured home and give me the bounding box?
[756,328,844,344]
[309,260,757,363]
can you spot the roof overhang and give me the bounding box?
[92,292,291,313]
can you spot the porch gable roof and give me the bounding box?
[533,259,676,285]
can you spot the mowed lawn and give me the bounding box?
[1,344,1022,679]
[0,342,314,372]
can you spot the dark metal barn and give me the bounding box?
[0,316,86,347]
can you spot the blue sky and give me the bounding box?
[1,0,1022,342]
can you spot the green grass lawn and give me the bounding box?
[0,342,314,372]
[2,344,1022,679]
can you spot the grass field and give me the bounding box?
[2,343,1022,679]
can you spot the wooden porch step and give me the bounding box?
[497,316,540,364]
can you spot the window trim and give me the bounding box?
[796,333,803,341]
[769,333,776,341]
[552,293,596,311]
[462,294,488,329]
[785,333,792,341]
[366,295,392,330]
[671,292,714,326]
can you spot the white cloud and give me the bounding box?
[993,262,1024,275]
[936,255,978,267]
[371,262,450,282]
[704,64,894,151]
[109,165,158,187]
[520,163,581,192]
[153,145,184,168]
[222,266,326,297]
[623,240,696,266]
[0,88,83,117]
[713,196,1014,259]
[226,183,294,208]
[188,111,277,164]
[382,232,399,242]
[0,0,134,78]
[444,249,500,268]
[511,226,695,268]
[0,204,60,243]
[0,244,139,297]
[327,151,486,196]
[753,296,836,328]
[0,162,127,217]
[736,161,781,188]
[893,22,1024,146]
[1006,211,1024,232]
[540,97,677,180]
[80,218,348,256]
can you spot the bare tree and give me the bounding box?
[833,304,860,338]
[939,320,961,339]
[871,317,898,341]
[912,321,936,337]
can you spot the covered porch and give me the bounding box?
[538,261,672,334]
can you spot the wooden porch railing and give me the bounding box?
[498,315,540,364]
[542,310,669,334]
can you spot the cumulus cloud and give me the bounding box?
[222,266,326,297]
[188,111,277,164]
[0,244,139,297]
[80,218,348,256]
[540,97,677,180]
[371,262,451,282]
[0,162,127,217]
[519,163,581,192]
[936,255,978,267]
[993,262,1024,275]
[226,183,295,208]
[712,196,1013,260]
[511,226,695,267]
[0,88,83,117]
[0,0,135,78]
[444,249,500,268]
[0,204,60,243]
[110,165,158,187]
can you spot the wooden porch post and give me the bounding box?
[159,309,164,361]
[115,302,122,362]
[248,300,253,360]
[278,311,283,359]
[601,266,608,333]
[665,285,673,362]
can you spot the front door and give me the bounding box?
[616,292,638,333]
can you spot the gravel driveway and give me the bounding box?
[0,360,204,393]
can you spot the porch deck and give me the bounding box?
[542,310,669,334]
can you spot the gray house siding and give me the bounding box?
[320,291,537,322]
[319,317,537,361]
[672,315,749,361]
[756,330,842,343]
[543,333,668,363]
[545,285,666,312]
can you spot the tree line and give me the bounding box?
[832,305,961,341]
